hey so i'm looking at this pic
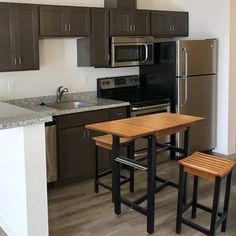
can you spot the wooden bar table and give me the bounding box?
[86,113,204,234]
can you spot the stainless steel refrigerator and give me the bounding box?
[140,39,217,154]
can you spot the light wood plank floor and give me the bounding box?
[1,156,236,236]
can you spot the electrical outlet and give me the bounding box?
[7,82,15,92]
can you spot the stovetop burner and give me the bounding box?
[97,75,170,106]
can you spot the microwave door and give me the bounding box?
[112,43,153,67]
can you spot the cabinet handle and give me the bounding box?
[64,24,67,32]
[83,130,86,139]
[14,57,17,65]
[133,25,136,32]
[68,24,71,32]
[129,25,133,32]
[172,25,175,32]
[18,57,22,65]
[107,53,110,62]
[116,112,123,116]
[87,130,90,138]
[169,25,172,32]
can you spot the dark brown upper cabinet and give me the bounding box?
[77,8,109,68]
[105,0,137,9]
[39,5,91,37]
[151,11,188,37]
[91,8,109,67]
[0,3,39,72]
[110,9,150,36]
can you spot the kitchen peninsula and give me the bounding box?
[0,102,51,236]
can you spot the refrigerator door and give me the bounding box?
[177,75,217,153]
[177,39,217,77]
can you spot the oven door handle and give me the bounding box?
[131,103,170,111]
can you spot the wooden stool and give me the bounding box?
[92,134,134,193]
[176,152,236,236]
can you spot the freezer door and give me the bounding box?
[176,75,217,153]
[177,39,217,77]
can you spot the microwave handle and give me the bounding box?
[142,44,149,63]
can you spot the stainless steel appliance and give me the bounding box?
[45,121,57,183]
[111,36,154,67]
[140,39,217,153]
[97,75,171,162]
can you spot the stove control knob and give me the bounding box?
[107,81,110,85]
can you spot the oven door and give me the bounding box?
[130,103,171,163]
[112,42,154,67]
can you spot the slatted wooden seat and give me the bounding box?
[176,152,236,236]
[92,134,134,193]
[92,134,132,150]
[178,152,236,181]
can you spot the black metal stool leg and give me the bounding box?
[112,135,121,215]
[147,134,156,234]
[128,141,135,193]
[176,165,185,234]
[210,176,222,236]
[191,176,199,219]
[183,128,190,205]
[221,171,232,232]
[94,146,99,193]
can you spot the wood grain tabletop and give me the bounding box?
[86,113,205,139]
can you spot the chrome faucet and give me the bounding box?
[56,86,68,102]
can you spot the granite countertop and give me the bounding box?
[0,102,52,130]
[1,91,129,130]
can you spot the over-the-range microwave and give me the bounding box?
[111,36,154,67]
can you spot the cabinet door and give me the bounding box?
[132,10,150,36]
[151,11,170,36]
[16,5,39,70]
[0,3,17,71]
[170,12,188,36]
[40,6,66,36]
[110,9,132,36]
[66,7,91,36]
[59,126,86,180]
[91,8,109,67]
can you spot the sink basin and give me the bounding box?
[48,101,92,110]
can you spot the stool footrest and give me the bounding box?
[98,169,112,178]
[182,218,210,235]
[97,181,112,191]
[120,197,147,216]
[196,203,222,217]
[115,156,147,171]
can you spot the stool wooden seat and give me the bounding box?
[92,134,132,150]
[178,152,236,181]
[92,134,134,194]
[176,152,236,236]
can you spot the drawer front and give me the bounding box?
[58,109,109,129]
[109,107,127,120]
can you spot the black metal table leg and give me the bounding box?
[191,176,199,219]
[176,165,185,234]
[112,135,121,215]
[210,176,222,236]
[147,134,157,234]
[221,172,232,232]
[128,141,135,193]
[94,146,99,193]
[183,128,190,205]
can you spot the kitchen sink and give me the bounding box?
[48,101,93,110]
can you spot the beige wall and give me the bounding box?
[229,0,236,152]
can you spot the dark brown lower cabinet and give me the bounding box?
[57,107,127,182]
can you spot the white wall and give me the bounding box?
[0,124,48,236]
[171,0,232,155]
[0,0,170,100]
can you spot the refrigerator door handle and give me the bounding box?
[181,47,188,107]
